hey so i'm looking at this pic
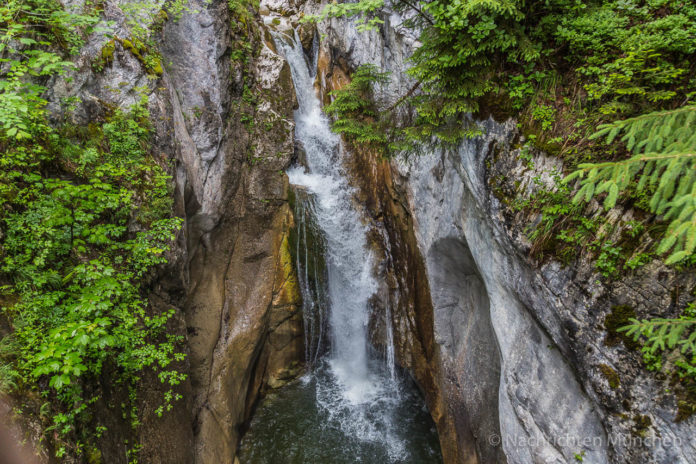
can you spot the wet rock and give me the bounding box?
[297,21,315,51]
[304,3,696,463]
[18,1,304,463]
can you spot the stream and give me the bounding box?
[237,31,443,464]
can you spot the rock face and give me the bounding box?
[162,3,303,461]
[398,121,696,464]
[41,1,304,463]
[304,5,696,464]
[26,0,696,463]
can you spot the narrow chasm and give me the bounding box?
[237,30,443,464]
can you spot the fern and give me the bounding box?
[619,303,696,382]
[621,318,696,356]
[565,105,696,264]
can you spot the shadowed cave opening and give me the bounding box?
[427,237,504,463]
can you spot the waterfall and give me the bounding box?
[275,30,407,457]
[385,292,397,382]
[294,190,328,366]
[277,30,377,399]
[237,30,443,464]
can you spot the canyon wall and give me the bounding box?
[18,0,696,463]
[43,1,304,462]
[300,4,696,463]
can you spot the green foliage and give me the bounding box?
[229,0,259,29]
[531,104,556,131]
[566,106,696,264]
[92,0,194,77]
[121,0,192,42]
[0,0,99,140]
[118,37,164,77]
[594,242,622,278]
[303,0,385,32]
[310,0,696,150]
[1,97,184,458]
[620,302,696,384]
[325,64,396,155]
[1,0,185,459]
[512,172,604,264]
[406,0,537,140]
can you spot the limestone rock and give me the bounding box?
[305,3,696,463]
[20,1,305,463]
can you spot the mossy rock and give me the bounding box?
[152,9,169,32]
[148,56,164,77]
[101,40,116,63]
[676,398,696,422]
[631,414,652,437]
[115,37,163,77]
[598,363,620,389]
[604,304,640,350]
[118,38,144,60]
[92,39,116,72]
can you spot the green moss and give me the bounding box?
[114,37,163,77]
[152,9,169,32]
[101,40,115,63]
[148,55,164,76]
[119,38,142,59]
[86,447,102,464]
[673,374,696,422]
[631,414,652,437]
[676,397,696,422]
[276,233,300,305]
[604,305,640,350]
[92,39,116,72]
[598,363,620,389]
[287,185,296,211]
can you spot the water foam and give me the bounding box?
[275,30,409,461]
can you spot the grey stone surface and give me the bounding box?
[395,120,696,463]
[36,1,303,463]
[308,4,696,463]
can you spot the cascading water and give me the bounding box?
[294,190,329,366]
[237,31,442,464]
[280,28,381,406]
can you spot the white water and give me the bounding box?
[274,31,408,459]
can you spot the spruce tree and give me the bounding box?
[565,105,696,264]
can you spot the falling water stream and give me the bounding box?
[237,31,442,464]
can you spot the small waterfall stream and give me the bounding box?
[280,29,382,407]
[238,31,442,464]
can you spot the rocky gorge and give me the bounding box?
[3,0,696,463]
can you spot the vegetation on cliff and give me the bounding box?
[0,0,186,460]
[310,0,696,411]
[310,0,695,261]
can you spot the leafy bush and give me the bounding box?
[309,0,696,145]
[1,0,185,459]
[325,64,394,154]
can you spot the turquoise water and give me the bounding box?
[238,362,443,464]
